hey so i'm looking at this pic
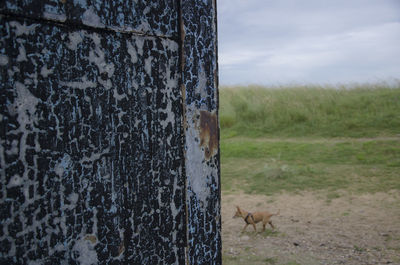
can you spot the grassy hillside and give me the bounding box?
[219,83,400,196]
[220,83,400,138]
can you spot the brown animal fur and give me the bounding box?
[233,205,280,232]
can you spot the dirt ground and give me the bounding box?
[222,191,400,265]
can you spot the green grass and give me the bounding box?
[220,83,400,196]
[222,254,302,265]
[222,254,279,265]
[221,139,400,166]
[221,138,400,195]
[220,83,400,138]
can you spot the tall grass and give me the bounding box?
[220,83,400,138]
[220,83,400,195]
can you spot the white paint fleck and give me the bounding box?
[113,88,126,101]
[144,57,152,76]
[92,207,98,237]
[43,12,67,22]
[80,148,110,164]
[135,38,144,56]
[54,166,64,178]
[43,4,66,22]
[95,105,101,117]
[82,6,105,28]
[198,63,208,99]
[132,79,139,90]
[40,65,53,78]
[16,44,27,62]
[28,261,42,265]
[0,144,6,189]
[7,242,16,258]
[9,21,38,36]
[126,41,138,64]
[14,82,39,133]
[5,139,19,155]
[98,78,112,90]
[59,215,67,236]
[137,19,151,33]
[67,31,83,50]
[72,238,98,265]
[88,34,115,80]
[7,175,23,188]
[25,73,39,87]
[53,243,65,252]
[23,185,30,203]
[0,54,8,66]
[68,193,79,205]
[60,76,96,90]
[170,176,180,220]
[170,171,181,264]
[54,154,72,177]
[73,0,88,8]
[110,205,117,213]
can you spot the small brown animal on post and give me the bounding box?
[233,206,280,232]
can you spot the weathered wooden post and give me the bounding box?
[0,1,220,264]
[180,1,220,264]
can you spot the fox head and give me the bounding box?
[233,206,242,218]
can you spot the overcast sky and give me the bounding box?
[217,0,400,86]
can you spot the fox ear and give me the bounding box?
[236,205,240,210]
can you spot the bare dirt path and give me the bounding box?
[222,191,400,265]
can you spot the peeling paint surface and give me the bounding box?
[0,0,178,37]
[1,0,220,264]
[181,0,221,264]
[0,15,185,264]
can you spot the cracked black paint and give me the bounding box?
[0,15,185,264]
[181,0,221,264]
[0,0,178,37]
[1,0,220,264]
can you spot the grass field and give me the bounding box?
[220,83,400,138]
[220,83,400,196]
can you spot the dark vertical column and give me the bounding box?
[1,1,221,264]
[180,0,221,264]
[0,1,188,264]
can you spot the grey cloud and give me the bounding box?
[218,0,400,85]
